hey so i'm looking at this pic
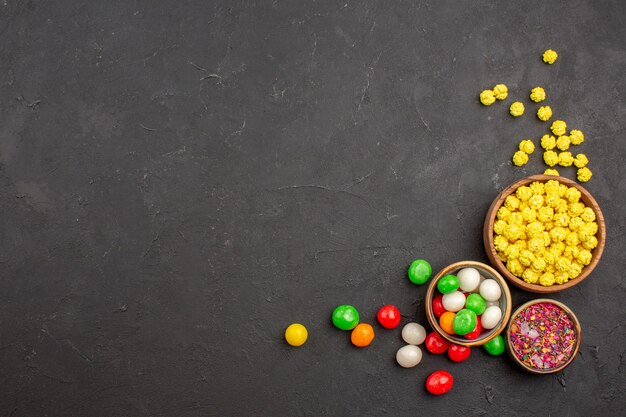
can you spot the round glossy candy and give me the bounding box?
[452,309,477,336]
[479,279,502,302]
[402,323,426,345]
[483,334,506,356]
[481,306,502,330]
[457,267,480,292]
[407,259,432,285]
[448,344,471,362]
[465,293,487,315]
[425,331,450,354]
[464,316,483,340]
[437,275,460,294]
[426,370,454,395]
[442,291,465,312]
[332,305,360,330]
[439,311,456,335]
[284,323,308,346]
[377,305,401,329]
[351,323,375,347]
[432,294,446,318]
[396,345,423,368]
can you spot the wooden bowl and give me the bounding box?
[483,175,606,293]
[425,261,512,347]
[506,298,582,374]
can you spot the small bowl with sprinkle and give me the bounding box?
[506,299,581,374]
[484,174,606,293]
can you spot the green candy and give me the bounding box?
[483,334,506,356]
[332,305,360,330]
[452,309,477,335]
[437,274,460,294]
[465,293,487,315]
[407,259,432,285]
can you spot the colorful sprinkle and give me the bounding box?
[508,302,577,370]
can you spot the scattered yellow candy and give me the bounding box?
[285,323,308,346]
[541,135,556,150]
[551,120,567,136]
[570,129,585,145]
[493,84,508,100]
[577,167,592,182]
[558,152,574,167]
[519,140,535,154]
[537,106,552,121]
[530,87,546,102]
[574,153,589,168]
[556,135,571,151]
[543,49,558,64]
[480,90,496,106]
[510,102,525,117]
[543,150,559,166]
[512,150,529,166]
[493,180,598,286]
[544,168,559,175]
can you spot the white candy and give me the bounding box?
[479,279,502,302]
[458,267,480,292]
[401,323,426,345]
[442,291,466,312]
[482,305,502,329]
[396,345,422,368]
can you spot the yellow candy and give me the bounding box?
[537,106,552,121]
[554,198,568,213]
[505,244,521,260]
[558,152,574,167]
[556,256,571,272]
[551,120,567,136]
[285,323,308,346]
[577,249,592,266]
[528,238,545,253]
[570,129,584,145]
[568,216,584,231]
[521,207,537,222]
[504,224,524,241]
[568,262,583,279]
[516,186,533,201]
[554,271,569,285]
[554,213,570,228]
[493,219,507,235]
[508,212,524,225]
[530,87,546,102]
[529,181,545,195]
[512,150,529,166]
[507,259,524,277]
[544,221,555,231]
[577,167,592,182]
[539,272,556,286]
[545,180,560,193]
[558,184,568,197]
[544,168,559,175]
[566,231,579,247]
[569,202,585,217]
[497,207,511,222]
[480,90,496,106]
[519,140,535,154]
[494,235,509,252]
[582,235,598,250]
[541,135,556,150]
[537,206,554,222]
[526,221,544,239]
[519,249,535,267]
[573,153,588,168]
[528,194,544,210]
[543,251,556,265]
[544,150,559,166]
[556,136,571,151]
[504,195,521,211]
[510,102,525,117]
[523,268,540,284]
[493,84,508,100]
[580,207,596,223]
[543,49,558,64]
[565,187,581,203]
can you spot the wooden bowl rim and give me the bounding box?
[506,298,582,374]
[483,174,606,293]
[425,261,512,347]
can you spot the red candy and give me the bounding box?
[377,305,401,329]
[425,370,454,395]
[425,331,450,354]
[432,295,446,318]
[447,344,471,362]
[464,316,483,340]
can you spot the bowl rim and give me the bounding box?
[506,298,582,374]
[483,174,606,293]
[425,261,512,347]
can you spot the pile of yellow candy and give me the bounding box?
[493,180,599,287]
[479,49,593,183]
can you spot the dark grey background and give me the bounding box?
[1,1,625,416]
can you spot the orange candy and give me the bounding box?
[439,311,456,335]
[351,323,375,347]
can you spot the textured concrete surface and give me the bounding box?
[1,1,625,416]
